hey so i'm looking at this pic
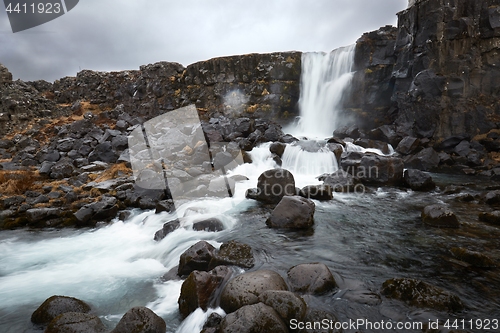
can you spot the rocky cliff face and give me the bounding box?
[0,53,301,137]
[350,0,500,141]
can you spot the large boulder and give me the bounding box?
[381,278,464,312]
[299,185,333,200]
[318,170,362,193]
[246,168,296,204]
[404,148,440,171]
[111,307,166,333]
[266,196,315,229]
[31,296,91,325]
[178,266,232,318]
[209,240,255,269]
[26,208,63,225]
[258,290,307,323]
[358,155,404,185]
[154,219,181,241]
[219,303,288,333]
[45,312,106,333]
[178,241,217,276]
[421,205,459,228]
[403,169,435,191]
[287,263,337,294]
[220,270,288,313]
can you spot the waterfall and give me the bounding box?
[293,45,356,139]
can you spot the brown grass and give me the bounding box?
[94,163,132,183]
[0,170,40,196]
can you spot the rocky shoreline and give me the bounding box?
[1,0,500,332]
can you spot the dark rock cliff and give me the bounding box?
[349,0,500,142]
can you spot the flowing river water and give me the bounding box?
[1,49,500,333]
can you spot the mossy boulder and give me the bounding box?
[381,278,464,312]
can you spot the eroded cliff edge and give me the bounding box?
[350,0,500,140]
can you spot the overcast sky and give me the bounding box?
[0,0,407,82]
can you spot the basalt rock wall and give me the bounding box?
[348,0,500,141]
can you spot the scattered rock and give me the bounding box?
[421,205,459,228]
[45,312,106,333]
[219,303,288,333]
[220,270,288,313]
[266,196,315,229]
[299,185,333,200]
[154,219,181,241]
[178,266,232,318]
[31,295,91,325]
[381,278,464,312]
[247,168,296,204]
[478,211,500,226]
[485,190,500,205]
[209,240,255,269]
[193,217,225,232]
[178,241,217,276]
[111,307,166,333]
[287,263,337,294]
[403,169,436,191]
[155,199,175,214]
[450,247,496,268]
[359,155,404,185]
[258,290,307,322]
[318,170,361,192]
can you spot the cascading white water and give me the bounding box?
[281,143,338,180]
[293,45,356,139]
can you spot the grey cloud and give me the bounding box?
[0,0,407,81]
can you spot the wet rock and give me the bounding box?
[220,270,288,313]
[88,142,119,163]
[247,168,296,204]
[154,219,181,241]
[178,266,232,318]
[403,169,435,191]
[209,240,255,269]
[405,148,440,171]
[299,184,333,200]
[421,205,459,228]
[266,196,315,229]
[155,199,174,214]
[318,170,362,193]
[111,307,166,333]
[450,247,496,268]
[178,241,217,276]
[287,263,337,294]
[193,217,225,232]
[478,211,500,226]
[357,154,404,185]
[219,303,288,333]
[258,290,307,322]
[201,313,223,333]
[354,138,392,154]
[298,309,341,333]
[396,136,420,155]
[50,160,75,179]
[381,278,464,312]
[485,190,500,205]
[269,142,286,158]
[31,295,91,325]
[74,196,119,227]
[26,208,63,225]
[45,312,106,333]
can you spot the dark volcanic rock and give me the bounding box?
[247,168,296,204]
[111,307,166,333]
[178,241,217,276]
[31,296,91,325]
[403,169,436,191]
[220,270,288,313]
[266,196,315,229]
[45,312,106,333]
[450,247,496,268]
[287,263,337,294]
[421,205,459,228]
[193,217,225,232]
[258,290,307,322]
[381,278,464,312]
[219,303,288,333]
[299,184,333,200]
[178,266,232,318]
[358,155,404,185]
[209,240,255,269]
[154,219,181,241]
[479,211,500,226]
